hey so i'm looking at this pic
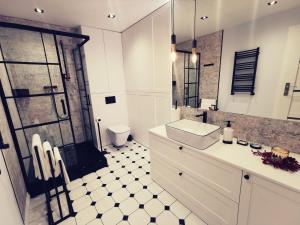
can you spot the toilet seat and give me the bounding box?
[108,125,130,134]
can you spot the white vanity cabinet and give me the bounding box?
[238,172,300,225]
[149,127,300,225]
[150,133,242,225]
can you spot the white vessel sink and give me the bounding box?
[166,119,221,150]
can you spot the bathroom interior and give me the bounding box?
[0,0,299,225]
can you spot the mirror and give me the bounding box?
[172,0,300,121]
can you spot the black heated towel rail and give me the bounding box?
[231,47,260,95]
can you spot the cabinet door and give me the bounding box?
[238,172,300,225]
[151,151,239,225]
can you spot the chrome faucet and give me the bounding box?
[195,111,208,123]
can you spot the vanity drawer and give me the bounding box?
[149,133,242,202]
[181,146,242,202]
[151,151,239,225]
[149,133,183,162]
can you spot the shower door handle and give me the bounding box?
[0,131,9,150]
[86,94,91,106]
[284,83,290,96]
[61,99,67,115]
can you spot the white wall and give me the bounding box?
[122,4,172,146]
[81,26,129,148]
[219,7,300,119]
[0,152,23,225]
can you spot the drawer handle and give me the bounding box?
[178,172,183,176]
[244,174,250,180]
[178,146,183,150]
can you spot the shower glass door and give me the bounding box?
[0,27,74,188]
[73,47,93,144]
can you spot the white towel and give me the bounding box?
[43,141,59,178]
[32,134,50,181]
[53,147,70,184]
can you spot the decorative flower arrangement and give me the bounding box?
[252,150,300,172]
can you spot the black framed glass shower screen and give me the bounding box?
[182,51,201,108]
[73,47,93,143]
[0,27,75,184]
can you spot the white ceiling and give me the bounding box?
[175,0,300,42]
[0,0,169,32]
[1,0,299,36]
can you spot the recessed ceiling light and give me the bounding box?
[201,16,208,20]
[267,1,278,6]
[107,13,116,19]
[34,8,44,14]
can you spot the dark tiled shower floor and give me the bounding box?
[28,142,108,197]
[66,142,108,180]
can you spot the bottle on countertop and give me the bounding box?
[223,120,233,144]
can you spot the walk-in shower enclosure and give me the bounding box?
[0,22,93,194]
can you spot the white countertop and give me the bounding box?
[149,125,300,193]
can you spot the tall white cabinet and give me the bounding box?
[122,3,172,146]
[81,26,128,149]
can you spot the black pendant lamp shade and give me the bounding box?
[191,0,197,63]
[192,39,197,55]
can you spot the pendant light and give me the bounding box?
[191,0,197,64]
[171,0,177,62]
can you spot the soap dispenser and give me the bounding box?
[223,121,233,144]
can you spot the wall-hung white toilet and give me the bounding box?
[107,124,131,147]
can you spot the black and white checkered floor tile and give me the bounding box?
[60,141,206,225]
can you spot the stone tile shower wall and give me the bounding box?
[177,31,223,100]
[180,106,300,154]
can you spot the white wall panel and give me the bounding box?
[127,94,139,137]
[81,27,109,93]
[122,16,154,92]
[103,30,126,92]
[90,92,128,148]
[82,4,171,148]
[155,95,172,126]
[153,5,172,93]
[82,26,129,149]
[122,3,171,146]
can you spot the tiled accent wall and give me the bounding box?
[177,31,223,100]
[180,106,300,154]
